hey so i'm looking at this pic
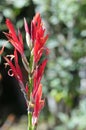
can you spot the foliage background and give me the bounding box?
[0,0,86,130]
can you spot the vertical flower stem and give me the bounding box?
[26,47,33,130]
[27,53,34,130]
[28,111,33,130]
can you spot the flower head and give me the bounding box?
[24,13,49,63]
[32,13,48,63]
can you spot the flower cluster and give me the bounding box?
[3,13,49,129]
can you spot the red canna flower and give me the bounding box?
[24,13,49,63]
[3,13,49,129]
[4,19,24,56]
[32,13,48,63]
[33,59,47,98]
[32,84,44,125]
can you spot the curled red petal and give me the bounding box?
[4,50,23,83]
[8,69,14,77]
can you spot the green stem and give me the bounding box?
[28,112,34,130]
[27,45,35,130]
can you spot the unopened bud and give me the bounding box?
[24,18,29,34]
[26,32,32,49]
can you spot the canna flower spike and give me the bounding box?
[3,13,49,130]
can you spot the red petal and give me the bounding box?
[33,59,47,98]
[18,29,23,46]
[5,19,24,56]
[33,84,44,119]
[6,19,18,42]
[31,13,41,41]
[14,49,18,64]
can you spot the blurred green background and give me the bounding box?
[0,0,86,130]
